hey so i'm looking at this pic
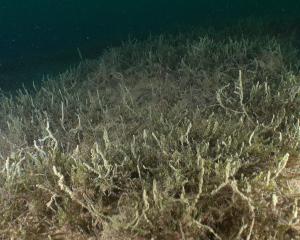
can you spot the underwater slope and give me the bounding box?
[1,26,300,239]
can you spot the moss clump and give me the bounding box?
[1,23,300,239]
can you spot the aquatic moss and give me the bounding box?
[0,24,300,239]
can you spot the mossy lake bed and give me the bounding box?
[1,23,300,239]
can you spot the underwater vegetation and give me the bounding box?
[1,22,300,239]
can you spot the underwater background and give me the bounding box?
[0,0,300,92]
[2,1,300,239]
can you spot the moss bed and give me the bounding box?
[1,23,300,239]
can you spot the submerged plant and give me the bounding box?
[0,25,300,239]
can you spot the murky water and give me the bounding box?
[0,0,299,91]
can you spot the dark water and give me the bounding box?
[1,0,300,92]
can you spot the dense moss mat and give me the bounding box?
[1,25,300,239]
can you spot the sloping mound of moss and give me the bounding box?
[1,27,300,239]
